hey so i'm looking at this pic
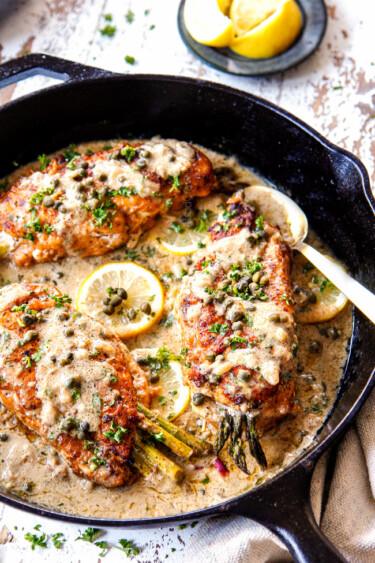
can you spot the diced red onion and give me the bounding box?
[214,457,229,477]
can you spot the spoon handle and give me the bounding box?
[297,242,375,324]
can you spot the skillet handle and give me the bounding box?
[0,53,114,90]
[230,460,347,563]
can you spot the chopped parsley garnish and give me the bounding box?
[158,396,167,406]
[302,261,315,274]
[63,144,80,162]
[103,420,128,443]
[208,322,229,334]
[49,293,72,308]
[95,541,108,556]
[125,55,135,65]
[71,388,81,402]
[24,530,48,550]
[23,356,32,369]
[223,209,237,220]
[195,210,212,232]
[170,221,184,234]
[125,9,134,22]
[92,204,116,227]
[169,175,181,192]
[165,198,173,208]
[100,24,116,37]
[201,475,210,485]
[38,154,50,171]
[150,431,165,442]
[0,179,9,192]
[255,215,264,230]
[139,346,181,373]
[319,278,335,292]
[180,268,188,278]
[92,392,102,412]
[90,455,106,471]
[52,532,65,549]
[118,186,137,197]
[230,336,249,350]
[75,527,101,543]
[23,232,35,241]
[115,539,140,557]
[29,186,55,205]
[120,145,136,162]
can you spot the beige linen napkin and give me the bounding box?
[185,388,375,562]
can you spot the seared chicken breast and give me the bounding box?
[0,140,216,267]
[0,283,150,487]
[176,191,297,430]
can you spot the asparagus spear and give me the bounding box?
[133,446,154,477]
[139,417,194,459]
[228,414,249,475]
[245,417,267,469]
[137,402,211,455]
[134,433,184,482]
[213,413,232,455]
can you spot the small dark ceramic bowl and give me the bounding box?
[177,0,327,76]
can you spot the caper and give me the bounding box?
[80,161,89,170]
[203,294,214,305]
[52,178,60,188]
[225,299,234,309]
[86,178,94,186]
[87,198,99,210]
[216,354,224,362]
[53,200,62,209]
[150,373,160,384]
[99,186,109,197]
[252,271,262,284]
[115,288,128,300]
[136,158,147,169]
[56,272,64,279]
[259,275,269,286]
[61,418,76,431]
[77,193,87,202]
[58,313,69,321]
[109,295,123,308]
[80,421,90,432]
[140,302,151,315]
[60,352,74,366]
[64,328,74,337]
[192,393,205,406]
[247,234,256,245]
[238,369,250,382]
[139,148,151,158]
[208,373,221,384]
[65,377,80,389]
[98,173,108,182]
[222,337,230,347]
[307,290,317,304]
[216,292,225,303]
[22,313,36,326]
[246,305,256,312]
[328,327,340,340]
[309,340,322,354]
[127,308,137,320]
[206,351,216,362]
[232,321,243,331]
[186,258,193,266]
[242,275,252,285]
[103,297,111,306]
[103,306,115,316]
[235,280,248,292]
[24,330,39,343]
[77,431,85,440]
[227,308,244,322]
[59,206,67,213]
[249,282,259,293]
[169,155,176,162]
[50,355,57,363]
[42,195,54,207]
[280,315,289,323]
[0,433,9,442]
[269,313,280,323]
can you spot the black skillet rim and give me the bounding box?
[0,70,373,526]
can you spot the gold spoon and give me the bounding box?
[244,185,375,324]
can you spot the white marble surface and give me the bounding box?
[0,0,374,560]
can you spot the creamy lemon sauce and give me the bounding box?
[0,140,352,518]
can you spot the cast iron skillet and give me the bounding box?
[0,54,374,563]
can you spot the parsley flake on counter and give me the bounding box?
[95,540,109,556]
[24,530,48,550]
[75,527,101,543]
[125,9,134,23]
[115,539,140,557]
[52,532,65,549]
[100,24,117,37]
[125,55,135,65]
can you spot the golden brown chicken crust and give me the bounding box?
[176,192,297,429]
[0,142,216,267]
[0,283,141,487]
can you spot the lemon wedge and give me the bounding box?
[76,262,164,339]
[184,0,234,47]
[132,348,190,420]
[230,0,302,59]
[149,215,209,256]
[293,254,349,324]
[217,0,233,16]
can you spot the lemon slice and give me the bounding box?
[132,348,190,420]
[230,0,283,35]
[217,0,233,16]
[150,215,209,256]
[229,0,302,59]
[76,263,164,338]
[184,0,234,47]
[293,255,348,324]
